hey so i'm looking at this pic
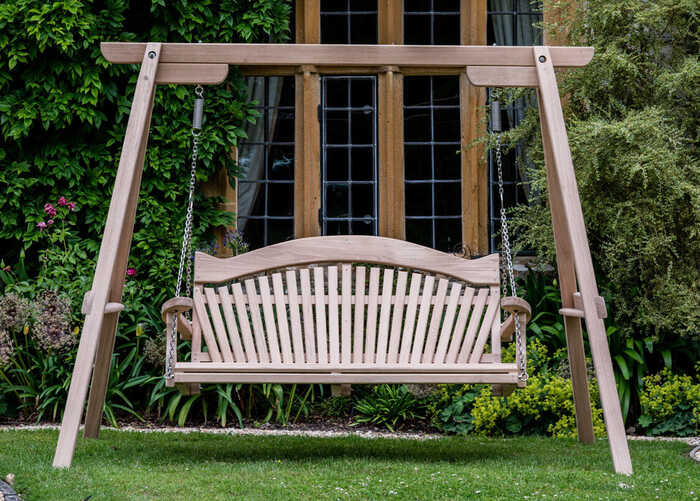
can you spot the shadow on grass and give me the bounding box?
[75,431,610,472]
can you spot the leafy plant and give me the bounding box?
[637,368,700,437]
[354,385,424,432]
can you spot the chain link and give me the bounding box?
[166,85,203,381]
[494,131,528,383]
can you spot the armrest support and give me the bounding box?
[161,297,193,340]
[500,296,531,342]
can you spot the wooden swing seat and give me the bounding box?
[161,236,530,392]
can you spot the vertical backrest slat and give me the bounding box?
[352,266,366,364]
[203,287,234,362]
[299,268,317,363]
[193,287,223,363]
[244,279,270,363]
[375,268,395,365]
[398,273,422,364]
[444,287,476,364]
[364,267,381,364]
[271,273,294,364]
[231,283,258,363]
[340,264,352,365]
[469,286,501,363]
[313,267,329,364]
[327,266,340,365]
[432,282,463,364]
[217,286,246,363]
[285,270,305,364]
[191,293,203,362]
[258,276,282,364]
[421,278,449,363]
[457,288,489,363]
[387,270,408,364]
[410,275,435,364]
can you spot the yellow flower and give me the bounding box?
[136,323,144,337]
[73,326,80,336]
[23,324,29,335]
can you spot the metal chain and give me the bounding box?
[166,85,203,381]
[495,131,528,383]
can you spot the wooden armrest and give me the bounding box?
[500,296,531,341]
[161,297,193,322]
[161,297,193,340]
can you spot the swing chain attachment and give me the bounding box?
[493,95,528,383]
[166,85,204,381]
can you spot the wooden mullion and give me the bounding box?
[460,0,488,255]
[379,0,403,45]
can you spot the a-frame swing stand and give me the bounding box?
[52,42,633,475]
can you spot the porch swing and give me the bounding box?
[160,87,531,395]
[53,42,633,475]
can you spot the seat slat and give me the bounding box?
[469,286,501,363]
[271,273,294,364]
[217,286,246,363]
[231,283,258,363]
[352,266,366,364]
[457,288,489,363]
[410,275,435,364]
[244,279,270,364]
[398,273,422,364]
[258,276,282,364]
[193,288,223,363]
[375,268,395,365]
[175,362,518,373]
[444,286,476,364]
[341,264,352,365]
[299,268,317,363]
[313,267,328,364]
[285,270,305,364]
[421,278,449,363]
[364,267,381,364]
[432,282,463,364]
[327,266,340,365]
[203,287,234,362]
[387,270,408,364]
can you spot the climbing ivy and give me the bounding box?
[0,0,292,296]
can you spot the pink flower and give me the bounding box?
[57,196,68,206]
[126,268,137,277]
[67,202,76,211]
[37,222,47,231]
[2,266,10,272]
[47,219,54,225]
[44,203,57,217]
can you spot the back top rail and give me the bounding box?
[101,42,593,68]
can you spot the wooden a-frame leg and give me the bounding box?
[52,44,161,468]
[537,94,595,445]
[83,74,157,439]
[534,46,632,475]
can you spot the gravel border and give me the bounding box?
[1,424,698,445]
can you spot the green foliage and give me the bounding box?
[638,368,700,437]
[354,385,425,432]
[506,0,700,345]
[0,0,292,298]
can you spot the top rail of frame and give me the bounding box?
[101,43,593,68]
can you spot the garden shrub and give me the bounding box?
[638,368,700,437]
[506,0,700,347]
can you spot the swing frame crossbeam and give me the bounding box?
[52,42,632,475]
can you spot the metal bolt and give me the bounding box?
[538,55,546,63]
[148,51,156,59]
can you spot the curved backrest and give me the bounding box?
[194,236,499,286]
[189,237,503,367]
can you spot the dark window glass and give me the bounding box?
[321,76,378,235]
[237,76,295,250]
[404,0,460,46]
[321,0,378,44]
[404,76,461,252]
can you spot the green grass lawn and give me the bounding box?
[0,429,696,500]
